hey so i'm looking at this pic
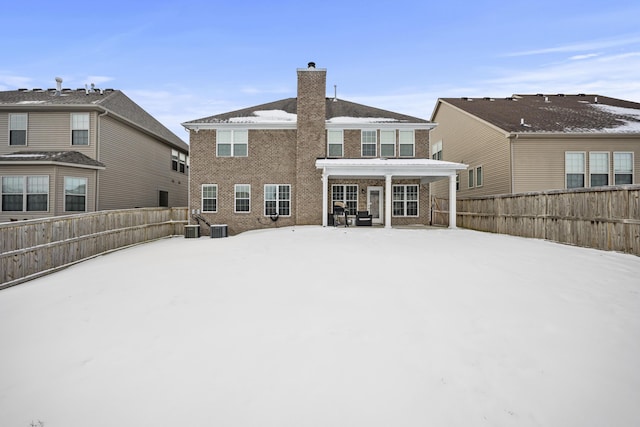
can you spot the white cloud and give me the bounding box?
[0,74,33,90]
[569,53,600,60]
[504,35,640,57]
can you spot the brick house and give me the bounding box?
[429,94,640,199]
[184,63,466,235]
[0,81,189,223]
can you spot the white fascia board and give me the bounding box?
[325,122,435,130]
[182,122,297,131]
[316,159,467,178]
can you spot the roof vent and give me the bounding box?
[308,62,316,69]
[544,96,549,103]
[557,93,565,97]
[55,77,63,96]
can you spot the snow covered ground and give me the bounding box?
[1,226,639,427]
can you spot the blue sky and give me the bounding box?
[2,0,640,141]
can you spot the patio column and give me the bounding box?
[449,174,457,229]
[322,169,328,227]
[385,174,392,229]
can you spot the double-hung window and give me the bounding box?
[64,177,87,212]
[399,130,415,157]
[235,184,251,213]
[2,176,49,212]
[202,184,217,212]
[179,152,187,173]
[468,169,474,188]
[614,152,633,185]
[361,130,377,157]
[380,130,395,157]
[476,166,483,187]
[589,152,609,186]
[264,184,291,216]
[332,184,358,215]
[217,130,248,157]
[71,113,90,145]
[392,184,418,217]
[432,140,443,160]
[171,150,179,171]
[566,152,585,189]
[9,113,27,146]
[327,130,343,157]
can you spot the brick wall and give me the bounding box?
[188,128,298,235]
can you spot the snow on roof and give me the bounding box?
[228,110,296,123]
[327,116,400,124]
[0,153,47,158]
[591,104,640,133]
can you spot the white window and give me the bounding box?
[327,130,343,157]
[399,130,415,157]
[64,177,87,212]
[432,140,443,160]
[589,152,609,187]
[71,113,90,145]
[264,184,291,216]
[1,176,49,212]
[179,152,187,173]
[235,184,251,213]
[476,166,483,187]
[614,152,633,185]
[332,184,358,215]
[468,169,474,188]
[380,130,396,157]
[217,130,248,157]
[566,152,585,189]
[9,113,27,146]
[171,149,179,171]
[361,130,377,157]
[202,184,217,212]
[392,184,418,217]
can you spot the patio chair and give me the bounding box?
[356,210,372,226]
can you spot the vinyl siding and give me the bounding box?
[0,164,98,223]
[0,111,97,158]
[430,102,511,198]
[512,136,640,192]
[98,115,188,210]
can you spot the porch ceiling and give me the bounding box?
[316,158,468,181]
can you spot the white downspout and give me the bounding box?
[385,174,392,228]
[95,110,108,211]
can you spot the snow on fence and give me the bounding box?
[432,185,640,256]
[0,207,188,289]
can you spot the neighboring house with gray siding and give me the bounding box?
[183,63,466,235]
[0,81,189,223]
[429,94,640,198]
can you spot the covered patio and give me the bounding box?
[316,158,468,229]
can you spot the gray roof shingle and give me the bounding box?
[0,88,188,149]
[438,94,640,134]
[0,151,105,168]
[184,97,429,124]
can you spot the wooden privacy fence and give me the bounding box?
[432,185,640,256]
[1,207,188,289]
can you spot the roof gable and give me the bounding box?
[437,94,640,134]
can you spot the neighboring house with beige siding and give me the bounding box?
[184,63,466,235]
[0,81,189,223]
[429,94,640,198]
